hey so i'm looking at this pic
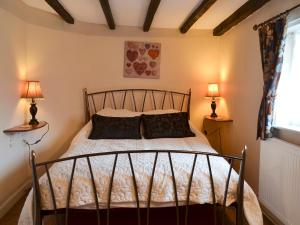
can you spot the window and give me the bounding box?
[273,19,300,132]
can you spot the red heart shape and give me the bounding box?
[148,49,159,60]
[127,63,131,67]
[152,70,157,76]
[145,70,151,76]
[149,61,156,68]
[139,48,146,55]
[133,62,147,75]
[127,50,138,62]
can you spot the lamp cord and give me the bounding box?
[24,123,49,167]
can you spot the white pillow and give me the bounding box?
[96,108,142,117]
[143,109,180,115]
[97,108,181,117]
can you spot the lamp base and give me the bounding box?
[210,112,218,118]
[29,100,39,126]
[210,100,218,118]
[29,118,39,126]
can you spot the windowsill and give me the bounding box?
[272,126,300,147]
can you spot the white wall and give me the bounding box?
[219,0,300,193]
[0,7,28,216]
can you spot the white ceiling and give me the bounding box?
[22,0,248,30]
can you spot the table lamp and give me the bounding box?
[21,81,44,125]
[206,83,220,118]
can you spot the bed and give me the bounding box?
[18,88,263,225]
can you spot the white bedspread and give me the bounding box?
[18,122,263,225]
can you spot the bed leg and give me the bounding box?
[34,212,42,225]
[33,192,43,225]
[31,151,43,225]
[236,147,247,225]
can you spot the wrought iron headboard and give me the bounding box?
[83,88,192,123]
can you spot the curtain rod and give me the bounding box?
[253,3,300,31]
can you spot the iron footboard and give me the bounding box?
[31,148,246,225]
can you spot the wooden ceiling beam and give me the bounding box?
[143,0,161,32]
[99,0,115,29]
[213,0,270,36]
[180,0,217,33]
[45,0,74,24]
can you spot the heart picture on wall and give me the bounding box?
[124,41,161,79]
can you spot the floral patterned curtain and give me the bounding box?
[257,17,287,140]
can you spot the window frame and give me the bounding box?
[272,126,300,146]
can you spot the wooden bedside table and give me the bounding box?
[203,116,233,154]
[3,121,48,134]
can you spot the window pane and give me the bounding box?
[274,28,300,131]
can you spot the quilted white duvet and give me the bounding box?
[18,115,263,225]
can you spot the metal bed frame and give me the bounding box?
[31,88,246,225]
[83,88,192,123]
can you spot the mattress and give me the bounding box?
[18,120,263,225]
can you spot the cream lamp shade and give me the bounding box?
[206,83,220,98]
[206,83,220,118]
[21,80,44,125]
[21,81,44,99]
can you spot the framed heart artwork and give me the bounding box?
[123,41,161,79]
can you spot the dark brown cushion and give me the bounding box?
[89,114,142,139]
[141,112,195,139]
